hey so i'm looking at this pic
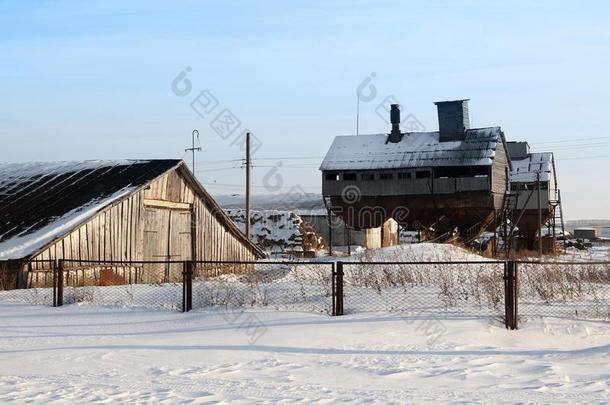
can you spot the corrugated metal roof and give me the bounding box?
[0,160,181,260]
[319,127,503,171]
[511,152,553,183]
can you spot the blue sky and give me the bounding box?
[1,0,609,219]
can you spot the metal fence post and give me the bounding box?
[336,261,344,316]
[513,261,519,330]
[504,261,517,330]
[182,262,187,312]
[331,262,336,316]
[183,261,193,312]
[56,259,64,307]
[52,260,57,307]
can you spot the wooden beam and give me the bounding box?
[143,199,192,211]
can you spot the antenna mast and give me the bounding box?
[185,129,202,173]
[356,93,360,136]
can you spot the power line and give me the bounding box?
[555,154,610,161]
[202,182,320,189]
[195,166,242,172]
[531,136,610,145]
[549,142,610,151]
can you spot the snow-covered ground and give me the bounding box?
[328,243,489,262]
[1,302,609,403]
[558,244,610,262]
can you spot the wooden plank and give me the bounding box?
[100,212,107,260]
[143,199,192,211]
[166,170,182,202]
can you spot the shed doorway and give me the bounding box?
[142,206,193,282]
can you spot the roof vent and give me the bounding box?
[506,141,530,160]
[388,104,403,143]
[434,99,470,142]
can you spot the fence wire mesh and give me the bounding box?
[192,261,334,315]
[3,257,610,325]
[0,260,55,305]
[517,261,610,320]
[0,286,54,306]
[27,259,56,288]
[60,260,185,311]
[342,261,506,318]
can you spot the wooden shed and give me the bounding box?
[0,160,265,289]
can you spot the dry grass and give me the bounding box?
[346,260,504,309]
[519,263,610,303]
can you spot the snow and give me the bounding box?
[226,209,325,254]
[326,242,491,262]
[558,244,610,262]
[319,127,502,171]
[0,187,135,260]
[511,152,553,183]
[1,302,609,402]
[1,243,609,401]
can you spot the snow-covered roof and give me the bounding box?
[510,152,553,183]
[319,127,504,171]
[0,160,181,260]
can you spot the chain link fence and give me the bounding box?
[27,259,56,288]
[58,260,185,310]
[191,261,334,315]
[2,258,610,328]
[0,260,56,305]
[341,261,506,319]
[517,261,610,320]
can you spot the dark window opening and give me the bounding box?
[325,173,340,181]
[379,173,393,180]
[434,166,489,178]
[398,172,411,179]
[361,173,375,181]
[343,173,357,181]
[416,171,431,179]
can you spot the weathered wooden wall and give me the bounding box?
[30,191,145,268]
[0,261,19,290]
[194,198,255,262]
[491,140,509,195]
[29,167,259,270]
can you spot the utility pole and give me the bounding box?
[537,170,542,258]
[245,132,251,241]
[185,129,201,173]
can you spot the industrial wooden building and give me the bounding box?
[320,100,511,241]
[506,141,564,250]
[0,160,265,289]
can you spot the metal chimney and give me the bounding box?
[388,104,402,143]
[434,99,470,142]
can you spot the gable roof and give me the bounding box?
[320,127,504,171]
[510,152,553,183]
[173,164,266,259]
[0,160,264,260]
